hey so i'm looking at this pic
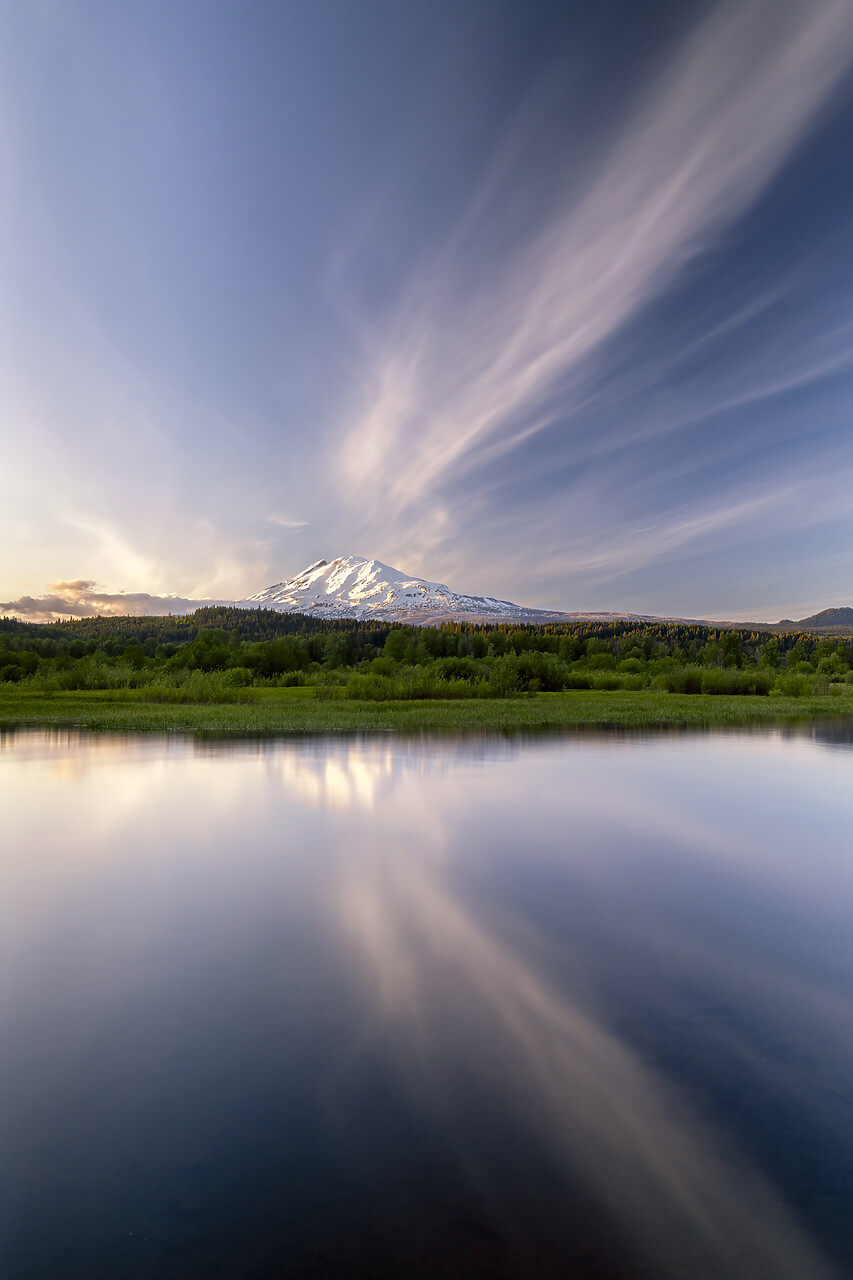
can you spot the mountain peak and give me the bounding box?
[242,554,543,622]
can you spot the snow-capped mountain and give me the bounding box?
[241,556,553,623]
[239,555,736,626]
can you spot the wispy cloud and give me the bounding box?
[267,516,309,529]
[333,0,853,572]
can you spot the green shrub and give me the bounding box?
[660,666,703,694]
[585,653,617,670]
[701,668,771,695]
[487,658,520,696]
[142,670,253,703]
[770,674,811,698]
[620,673,649,691]
[431,656,480,681]
[562,672,592,690]
[226,666,253,687]
[655,666,771,695]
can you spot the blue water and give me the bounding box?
[2,725,853,1278]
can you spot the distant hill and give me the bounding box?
[777,607,853,630]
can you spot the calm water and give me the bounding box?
[2,725,853,1279]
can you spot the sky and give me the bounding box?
[3,0,853,623]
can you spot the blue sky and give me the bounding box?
[3,0,853,621]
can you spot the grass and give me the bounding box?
[2,686,853,734]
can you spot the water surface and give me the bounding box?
[2,726,853,1278]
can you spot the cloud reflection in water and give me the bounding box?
[269,732,846,1278]
[3,727,852,1277]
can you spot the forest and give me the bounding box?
[2,609,852,701]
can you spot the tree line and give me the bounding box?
[2,611,852,698]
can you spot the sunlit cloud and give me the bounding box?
[1,580,219,623]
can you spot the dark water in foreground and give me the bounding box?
[2,725,853,1279]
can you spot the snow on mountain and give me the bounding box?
[241,555,552,622]
[239,555,739,626]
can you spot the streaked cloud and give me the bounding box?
[333,0,853,588]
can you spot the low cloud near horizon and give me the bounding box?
[2,580,220,624]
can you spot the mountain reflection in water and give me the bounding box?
[2,726,853,1279]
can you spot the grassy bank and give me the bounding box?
[3,686,853,734]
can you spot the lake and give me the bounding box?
[2,725,853,1279]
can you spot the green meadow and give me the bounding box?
[3,685,853,734]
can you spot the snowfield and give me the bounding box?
[241,556,552,622]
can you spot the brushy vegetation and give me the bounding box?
[2,610,853,703]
